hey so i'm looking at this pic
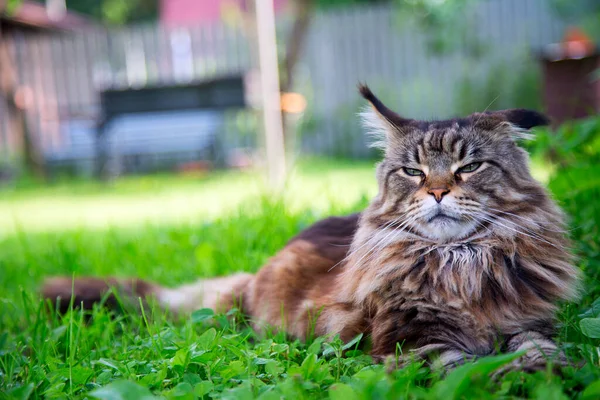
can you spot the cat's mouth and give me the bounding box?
[427,212,460,223]
[418,208,477,242]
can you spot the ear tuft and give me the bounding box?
[358,84,377,104]
[357,84,413,151]
[358,84,409,151]
[357,84,410,129]
[359,106,388,150]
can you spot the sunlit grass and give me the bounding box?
[0,158,378,237]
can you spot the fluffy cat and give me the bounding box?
[43,85,580,371]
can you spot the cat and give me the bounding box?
[43,85,580,371]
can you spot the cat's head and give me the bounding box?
[359,85,551,243]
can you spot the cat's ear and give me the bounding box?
[358,84,412,150]
[471,108,550,140]
[486,109,550,130]
[472,109,550,130]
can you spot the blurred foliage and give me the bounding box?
[28,0,159,24]
[3,0,23,14]
[550,0,600,38]
[529,115,600,308]
[66,0,158,24]
[394,0,600,56]
[394,0,484,57]
[529,116,600,167]
[456,57,542,116]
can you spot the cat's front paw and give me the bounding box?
[493,331,571,377]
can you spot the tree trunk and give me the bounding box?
[280,0,313,95]
[280,0,313,152]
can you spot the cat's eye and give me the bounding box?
[457,162,482,174]
[402,167,424,177]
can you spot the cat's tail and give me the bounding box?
[42,273,254,315]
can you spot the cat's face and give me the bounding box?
[360,85,550,243]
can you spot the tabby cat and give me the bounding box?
[43,85,580,371]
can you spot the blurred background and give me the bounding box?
[0,0,598,234]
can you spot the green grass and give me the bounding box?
[1,157,600,399]
[0,158,377,238]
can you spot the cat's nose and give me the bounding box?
[427,188,450,203]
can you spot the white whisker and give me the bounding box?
[352,213,422,270]
[327,217,402,272]
[473,212,565,250]
[485,207,569,233]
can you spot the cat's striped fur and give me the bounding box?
[43,86,580,371]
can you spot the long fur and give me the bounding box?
[360,106,390,150]
[42,86,579,372]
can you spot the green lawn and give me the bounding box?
[1,156,599,399]
[0,158,377,238]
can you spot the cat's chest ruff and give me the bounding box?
[379,242,499,304]
[370,243,505,336]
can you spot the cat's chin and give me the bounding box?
[418,219,478,243]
